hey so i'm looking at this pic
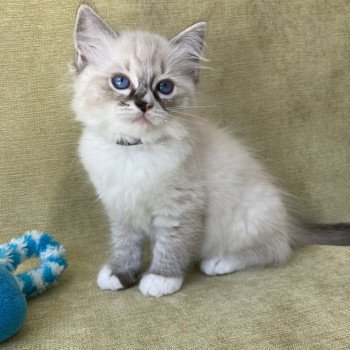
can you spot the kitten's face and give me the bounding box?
[72,5,206,143]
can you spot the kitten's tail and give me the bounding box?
[296,223,350,246]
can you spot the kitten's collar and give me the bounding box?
[114,135,170,146]
[115,138,142,146]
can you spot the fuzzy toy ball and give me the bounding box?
[0,231,67,342]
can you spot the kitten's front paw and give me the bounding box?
[97,265,124,291]
[139,274,183,297]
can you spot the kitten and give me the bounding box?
[71,5,350,297]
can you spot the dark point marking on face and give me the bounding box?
[154,91,180,111]
[128,88,136,99]
[104,81,130,104]
[102,71,183,113]
[134,78,148,99]
[153,92,166,109]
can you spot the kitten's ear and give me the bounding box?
[169,22,207,82]
[73,5,118,73]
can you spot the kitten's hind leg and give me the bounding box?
[200,256,245,276]
[201,243,292,276]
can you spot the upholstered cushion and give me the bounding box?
[1,1,349,348]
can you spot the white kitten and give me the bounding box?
[71,5,350,297]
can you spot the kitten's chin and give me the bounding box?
[133,115,151,125]
[131,112,156,127]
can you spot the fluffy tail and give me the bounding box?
[296,223,350,246]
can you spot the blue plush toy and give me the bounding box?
[0,231,67,342]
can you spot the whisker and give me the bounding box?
[170,115,204,125]
[167,108,207,121]
[170,105,210,109]
[163,112,205,125]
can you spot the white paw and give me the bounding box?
[97,265,124,291]
[139,274,183,297]
[200,257,236,276]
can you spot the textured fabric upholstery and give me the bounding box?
[1,1,349,349]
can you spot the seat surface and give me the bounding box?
[0,1,349,349]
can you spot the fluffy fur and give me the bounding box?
[71,5,349,297]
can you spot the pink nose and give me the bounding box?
[145,101,154,111]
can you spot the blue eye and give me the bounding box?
[157,80,174,95]
[112,75,130,90]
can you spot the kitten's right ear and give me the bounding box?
[73,5,118,73]
[169,22,207,83]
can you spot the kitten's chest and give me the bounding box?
[79,132,183,225]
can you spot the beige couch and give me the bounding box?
[1,1,349,349]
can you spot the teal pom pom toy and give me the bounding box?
[0,231,67,342]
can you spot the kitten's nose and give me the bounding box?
[135,100,154,113]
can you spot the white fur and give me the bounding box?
[97,265,124,291]
[139,274,183,297]
[79,128,194,234]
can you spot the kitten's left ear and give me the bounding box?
[169,22,207,82]
[73,5,118,73]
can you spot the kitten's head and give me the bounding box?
[71,5,206,143]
